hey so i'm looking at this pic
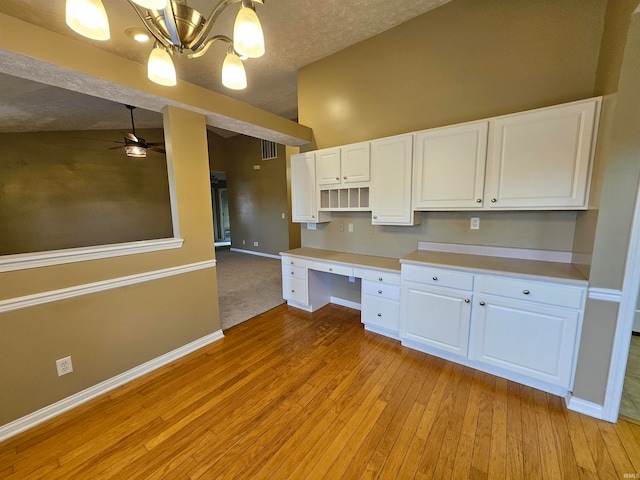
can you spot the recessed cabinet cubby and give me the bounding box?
[319,187,369,210]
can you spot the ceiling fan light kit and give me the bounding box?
[65,0,266,90]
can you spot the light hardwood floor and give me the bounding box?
[621,335,640,423]
[1,303,639,479]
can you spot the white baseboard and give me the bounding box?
[0,329,225,443]
[229,248,281,260]
[565,394,604,420]
[330,297,361,310]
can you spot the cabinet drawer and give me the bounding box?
[281,255,307,268]
[402,264,473,291]
[307,260,354,277]
[476,275,584,309]
[361,295,400,332]
[282,264,307,280]
[282,276,308,305]
[354,268,401,285]
[362,280,400,301]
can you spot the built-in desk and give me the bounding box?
[280,248,401,338]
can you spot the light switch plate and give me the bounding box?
[470,217,480,230]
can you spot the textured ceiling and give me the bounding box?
[0,0,451,133]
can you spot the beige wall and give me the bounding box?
[573,6,640,404]
[298,0,606,254]
[0,129,172,255]
[208,133,293,255]
[0,106,220,425]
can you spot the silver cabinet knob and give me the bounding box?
[329,267,333,272]
[335,177,340,180]
[464,298,470,303]
[312,215,315,218]
[343,176,347,179]
[373,215,377,219]
[432,276,438,281]
[291,271,294,275]
[479,301,486,306]
[523,290,530,295]
[378,289,383,294]
[377,313,382,317]
[290,261,294,264]
[476,198,482,203]
[291,289,295,293]
[378,277,383,281]
[491,198,497,203]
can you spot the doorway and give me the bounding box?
[619,287,640,422]
[211,171,231,246]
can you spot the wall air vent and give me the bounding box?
[261,139,277,160]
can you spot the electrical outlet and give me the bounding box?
[348,223,353,233]
[281,212,286,219]
[56,356,73,376]
[242,240,245,245]
[307,223,317,230]
[470,217,480,230]
[253,241,259,247]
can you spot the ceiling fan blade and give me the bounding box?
[124,132,138,142]
[148,146,166,154]
[108,145,125,149]
[145,142,165,147]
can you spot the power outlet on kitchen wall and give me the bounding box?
[470,217,480,230]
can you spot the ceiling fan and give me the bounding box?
[110,105,165,158]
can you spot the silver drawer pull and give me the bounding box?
[291,271,294,275]
[479,301,486,306]
[523,290,530,295]
[335,177,340,180]
[290,261,294,264]
[377,313,382,317]
[343,176,347,180]
[378,290,383,294]
[329,267,333,272]
[464,298,470,303]
[378,277,383,281]
[491,198,497,203]
[291,289,295,293]
[476,198,482,203]
[432,276,438,281]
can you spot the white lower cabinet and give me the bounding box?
[360,274,401,338]
[468,295,579,388]
[401,282,472,357]
[400,264,586,393]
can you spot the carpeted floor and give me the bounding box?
[215,248,284,331]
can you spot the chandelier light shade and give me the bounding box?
[233,6,265,59]
[222,52,247,90]
[65,0,110,41]
[147,46,177,87]
[66,0,265,89]
[130,0,167,9]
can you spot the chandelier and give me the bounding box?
[65,0,266,90]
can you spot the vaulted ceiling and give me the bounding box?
[0,0,451,134]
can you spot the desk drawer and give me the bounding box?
[307,260,354,277]
[282,276,308,305]
[282,265,307,280]
[476,275,584,309]
[402,264,473,291]
[361,295,400,332]
[354,268,401,285]
[362,280,400,301]
[281,255,307,268]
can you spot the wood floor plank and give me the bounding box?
[1,303,640,480]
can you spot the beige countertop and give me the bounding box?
[281,248,401,273]
[282,247,588,286]
[401,250,588,285]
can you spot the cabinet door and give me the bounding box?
[291,152,320,222]
[414,121,488,210]
[361,295,400,334]
[469,296,579,388]
[342,142,370,183]
[315,147,341,186]
[485,99,598,209]
[370,134,417,225]
[282,275,308,305]
[401,283,472,357]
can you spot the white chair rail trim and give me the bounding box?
[0,259,216,314]
[0,329,224,443]
[587,287,623,303]
[0,238,185,273]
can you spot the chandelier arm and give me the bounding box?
[160,0,181,47]
[189,0,243,51]
[188,35,233,59]
[126,1,174,49]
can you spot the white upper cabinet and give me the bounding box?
[485,99,599,209]
[315,142,371,186]
[370,134,420,225]
[290,152,330,223]
[414,121,488,210]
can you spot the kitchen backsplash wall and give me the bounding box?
[301,210,577,259]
